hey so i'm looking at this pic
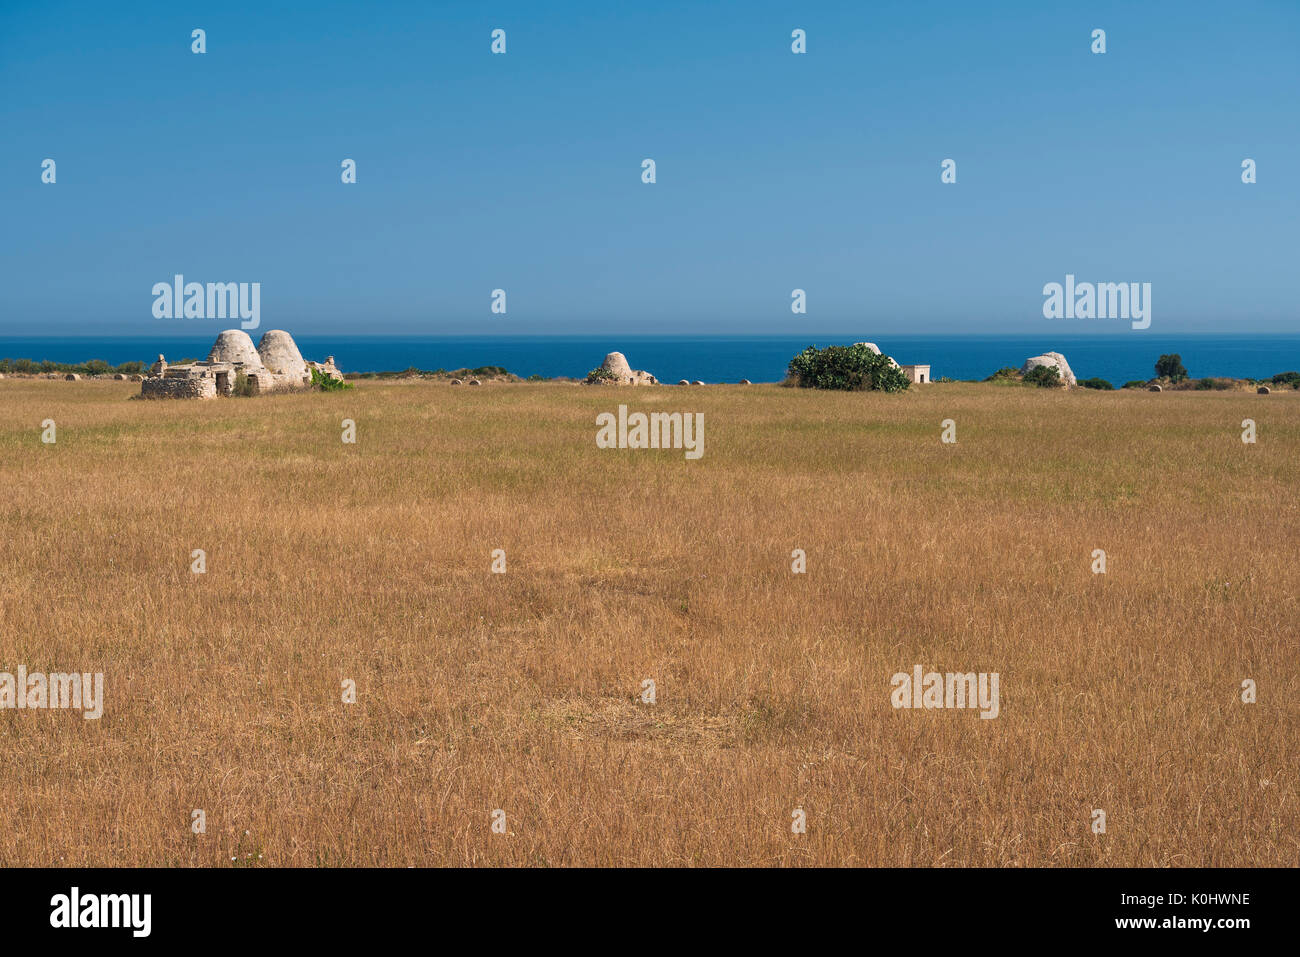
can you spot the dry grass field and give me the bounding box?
[0,377,1296,867]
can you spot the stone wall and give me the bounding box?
[141,375,217,400]
[246,371,278,395]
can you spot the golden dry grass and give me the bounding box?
[0,377,1296,866]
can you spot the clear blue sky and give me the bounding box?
[2,0,1297,337]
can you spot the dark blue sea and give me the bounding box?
[3,335,1300,386]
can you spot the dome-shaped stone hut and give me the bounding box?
[1021,351,1077,387]
[587,351,658,385]
[207,330,264,369]
[257,330,307,378]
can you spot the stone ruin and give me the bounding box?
[1021,351,1077,387]
[590,351,658,386]
[141,329,342,399]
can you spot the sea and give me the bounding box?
[3,335,1299,386]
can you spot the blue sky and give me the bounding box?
[2,0,1297,337]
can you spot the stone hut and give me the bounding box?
[1021,351,1077,387]
[258,329,308,378]
[141,329,341,399]
[208,330,262,367]
[591,351,658,385]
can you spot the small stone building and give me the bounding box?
[1021,351,1077,387]
[589,351,658,385]
[141,329,341,399]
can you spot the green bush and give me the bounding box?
[310,367,353,391]
[1023,365,1064,388]
[1122,380,1147,389]
[1080,377,1114,390]
[984,367,1021,382]
[785,344,910,392]
[1269,371,1300,388]
[232,371,254,397]
[1194,377,1232,391]
[1,356,148,376]
[585,367,619,384]
[1155,354,1188,381]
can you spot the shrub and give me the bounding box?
[232,371,254,397]
[527,374,545,382]
[1269,371,1300,388]
[1023,365,1064,388]
[1155,353,1188,381]
[1080,377,1114,390]
[585,367,619,384]
[0,356,147,376]
[310,367,353,391]
[786,344,910,392]
[985,367,1021,382]
[1194,377,1232,391]
[1122,380,1147,389]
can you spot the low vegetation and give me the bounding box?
[0,357,145,376]
[786,344,910,392]
[984,366,1062,388]
[1079,377,1114,390]
[345,365,516,381]
[1022,365,1064,388]
[310,367,354,392]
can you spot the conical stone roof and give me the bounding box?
[600,352,633,377]
[207,330,263,368]
[257,330,307,377]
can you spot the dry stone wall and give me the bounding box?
[141,375,217,399]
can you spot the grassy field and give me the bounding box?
[0,378,1296,867]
